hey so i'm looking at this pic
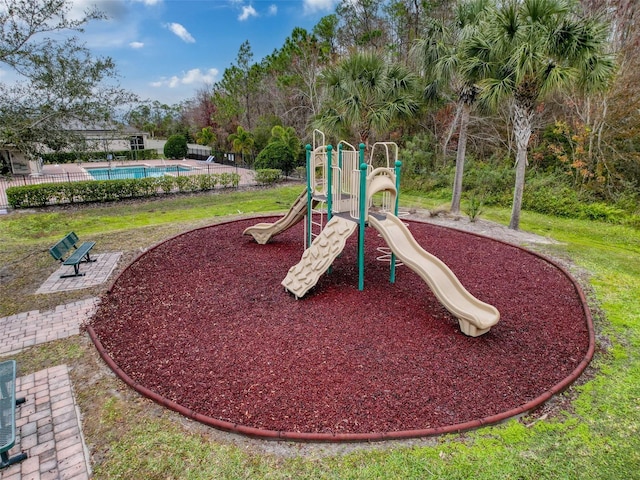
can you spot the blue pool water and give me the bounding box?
[86,165,192,180]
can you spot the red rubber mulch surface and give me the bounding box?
[87,216,594,441]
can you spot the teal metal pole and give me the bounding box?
[337,143,343,209]
[324,145,334,275]
[358,143,367,291]
[305,144,312,248]
[394,160,402,215]
[390,160,402,284]
[326,145,333,222]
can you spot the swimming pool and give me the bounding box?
[86,165,192,180]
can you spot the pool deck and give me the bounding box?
[41,159,201,178]
[41,158,254,179]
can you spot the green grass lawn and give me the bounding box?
[1,185,639,479]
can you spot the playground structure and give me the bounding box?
[243,131,500,337]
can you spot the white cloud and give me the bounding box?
[129,41,145,49]
[182,68,218,84]
[166,23,196,43]
[238,5,258,21]
[151,68,219,89]
[268,4,277,16]
[132,0,162,5]
[303,0,338,14]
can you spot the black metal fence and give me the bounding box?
[186,147,253,168]
[0,162,256,210]
[186,146,212,161]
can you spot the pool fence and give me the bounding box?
[0,160,257,211]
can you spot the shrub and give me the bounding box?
[174,175,196,192]
[627,214,640,228]
[40,152,80,164]
[6,171,234,208]
[254,169,282,185]
[163,134,188,159]
[41,149,158,164]
[255,143,296,176]
[218,173,240,188]
[522,183,579,217]
[521,179,632,223]
[400,169,451,193]
[464,194,484,222]
[461,158,514,206]
[7,184,51,207]
[157,176,176,193]
[196,174,217,191]
[578,202,626,223]
[294,166,306,179]
[400,132,437,176]
[137,177,159,197]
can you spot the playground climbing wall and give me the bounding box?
[282,216,357,298]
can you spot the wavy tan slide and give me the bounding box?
[368,214,500,337]
[243,189,316,244]
[282,216,357,298]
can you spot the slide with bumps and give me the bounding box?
[368,214,500,337]
[282,216,357,299]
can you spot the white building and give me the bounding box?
[0,148,43,176]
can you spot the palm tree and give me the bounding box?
[410,0,492,214]
[195,126,216,147]
[228,125,255,165]
[315,51,421,146]
[464,0,615,229]
[269,125,301,159]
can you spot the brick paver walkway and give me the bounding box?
[0,298,99,357]
[1,267,107,478]
[36,252,121,294]
[1,365,91,479]
[0,299,99,479]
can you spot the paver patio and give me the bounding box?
[36,253,121,295]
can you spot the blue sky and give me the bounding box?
[72,0,339,105]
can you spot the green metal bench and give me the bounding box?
[0,360,27,469]
[49,232,96,278]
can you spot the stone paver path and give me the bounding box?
[1,300,100,479]
[0,245,119,477]
[1,365,91,480]
[0,298,99,357]
[36,252,121,294]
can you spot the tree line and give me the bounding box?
[128,0,638,229]
[2,0,638,229]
